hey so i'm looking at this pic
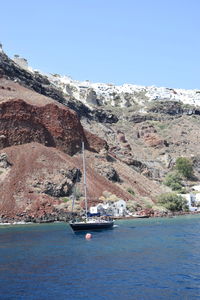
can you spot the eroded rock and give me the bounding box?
[0,153,10,168]
[0,99,107,155]
[137,124,168,148]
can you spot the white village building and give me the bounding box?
[90,199,127,217]
[180,193,200,212]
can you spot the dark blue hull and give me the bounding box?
[69,221,114,231]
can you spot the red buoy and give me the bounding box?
[85,233,92,240]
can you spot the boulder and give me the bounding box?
[0,153,11,168]
[104,166,121,182]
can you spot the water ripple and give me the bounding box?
[0,217,200,299]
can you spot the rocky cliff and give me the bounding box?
[1,48,200,221]
[0,51,118,122]
[0,78,107,155]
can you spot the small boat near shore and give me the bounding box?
[69,218,114,231]
[132,214,149,219]
[69,142,114,232]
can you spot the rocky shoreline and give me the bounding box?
[1,210,200,225]
[0,211,76,225]
[122,210,200,219]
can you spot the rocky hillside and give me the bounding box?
[0,78,106,155]
[1,46,200,222]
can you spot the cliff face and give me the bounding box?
[0,143,76,221]
[0,78,107,155]
[0,51,66,104]
[1,49,200,221]
[0,51,114,122]
[0,142,164,222]
[0,77,111,221]
[0,99,84,155]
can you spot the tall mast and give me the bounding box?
[82,141,88,221]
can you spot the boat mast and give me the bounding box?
[71,188,75,215]
[82,141,88,221]
[71,169,79,214]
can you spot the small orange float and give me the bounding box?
[85,233,92,240]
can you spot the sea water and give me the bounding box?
[0,216,200,300]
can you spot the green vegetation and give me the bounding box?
[63,197,69,203]
[157,123,167,130]
[158,192,189,212]
[72,186,83,200]
[191,115,200,124]
[151,205,168,213]
[52,73,60,77]
[164,172,183,191]
[126,200,142,212]
[140,197,154,209]
[145,204,153,209]
[164,157,195,192]
[175,157,194,179]
[148,121,170,138]
[182,103,195,110]
[127,188,135,196]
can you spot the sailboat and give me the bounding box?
[69,142,114,231]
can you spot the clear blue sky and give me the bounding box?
[0,0,200,89]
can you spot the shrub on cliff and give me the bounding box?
[175,157,194,179]
[158,192,189,212]
[126,200,142,212]
[127,188,135,196]
[164,172,183,191]
[63,197,69,203]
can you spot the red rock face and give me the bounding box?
[0,143,78,219]
[0,99,106,155]
[84,129,108,153]
[137,124,167,148]
[0,143,135,220]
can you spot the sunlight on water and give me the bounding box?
[0,216,200,299]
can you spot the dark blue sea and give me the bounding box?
[0,216,200,300]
